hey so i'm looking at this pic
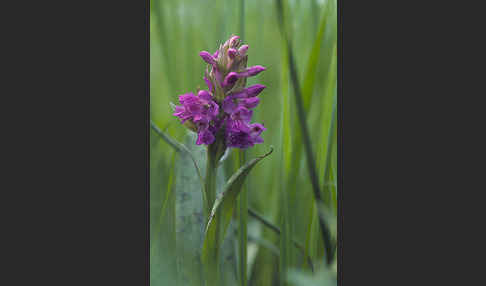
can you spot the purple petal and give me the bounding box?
[231,106,253,123]
[222,96,237,114]
[198,90,212,101]
[208,101,219,118]
[238,45,249,56]
[230,90,248,99]
[178,92,196,104]
[245,84,266,97]
[241,97,260,109]
[173,105,192,123]
[185,98,204,114]
[241,65,266,77]
[196,129,215,145]
[173,105,186,117]
[227,118,250,132]
[203,75,213,93]
[227,48,238,59]
[249,123,266,137]
[236,66,266,78]
[229,35,240,47]
[223,72,239,87]
[199,51,216,65]
[226,129,253,149]
[194,116,209,130]
[213,67,223,86]
[252,136,264,144]
[213,117,226,130]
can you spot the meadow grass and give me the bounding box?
[150,0,337,285]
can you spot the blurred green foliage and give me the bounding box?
[150,0,337,285]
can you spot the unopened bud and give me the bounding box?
[238,45,249,56]
[223,72,239,87]
[245,84,266,97]
[229,35,240,48]
[244,65,266,77]
[199,51,216,65]
[227,48,238,59]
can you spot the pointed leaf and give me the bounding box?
[202,147,273,285]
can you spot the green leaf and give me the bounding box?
[248,208,314,272]
[150,141,177,286]
[302,4,331,112]
[174,133,207,286]
[150,120,208,214]
[202,147,273,286]
[169,131,234,286]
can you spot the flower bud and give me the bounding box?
[227,48,238,59]
[229,35,240,48]
[238,45,249,56]
[198,90,212,100]
[241,65,266,77]
[223,72,239,87]
[245,84,266,97]
[199,51,216,65]
[241,97,260,109]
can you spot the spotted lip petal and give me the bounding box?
[196,128,215,145]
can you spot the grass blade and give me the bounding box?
[275,0,334,266]
[237,1,247,284]
[237,149,248,286]
[202,147,273,286]
[248,208,314,273]
[302,4,331,112]
[278,5,293,282]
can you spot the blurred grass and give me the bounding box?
[150,0,337,285]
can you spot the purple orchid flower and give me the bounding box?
[172,35,267,148]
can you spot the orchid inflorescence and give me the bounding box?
[173,35,266,149]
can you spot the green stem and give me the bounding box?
[204,142,222,286]
[237,150,248,286]
[205,148,218,213]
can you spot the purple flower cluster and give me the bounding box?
[172,35,266,149]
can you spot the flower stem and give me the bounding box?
[205,148,218,213]
[237,149,248,286]
[204,142,222,286]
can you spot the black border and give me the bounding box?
[146,0,150,283]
